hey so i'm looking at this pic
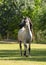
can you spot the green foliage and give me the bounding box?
[0,0,21,39]
[37,30,46,43]
[0,0,46,43]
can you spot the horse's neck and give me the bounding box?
[22,27,32,35]
[26,27,30,34]
[26,27,32,38]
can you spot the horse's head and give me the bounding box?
[19,17,26,28]
[19,17,32,30]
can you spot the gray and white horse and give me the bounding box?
[18,17,32,56]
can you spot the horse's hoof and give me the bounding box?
[24,51,26,56]
[24,53,29,57]
[25,55,28,57]
[24,54,26,56]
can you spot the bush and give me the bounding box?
[37,30,46,43]
[13,29,19,40]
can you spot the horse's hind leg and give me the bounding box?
[29,43,31,55]
[20,41,22,56]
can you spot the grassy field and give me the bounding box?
[0,43,46,65]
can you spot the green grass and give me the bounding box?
[0,43,46,65]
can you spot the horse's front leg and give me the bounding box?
[24,43,27,56]
[19,41,22,56]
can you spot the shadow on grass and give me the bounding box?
[0,49,46,62]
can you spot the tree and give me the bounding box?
[0,0,46,43]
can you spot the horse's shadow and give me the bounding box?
[0,49,46,62]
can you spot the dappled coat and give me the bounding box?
[18,17,32,43]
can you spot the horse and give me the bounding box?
[18,17,33,57]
